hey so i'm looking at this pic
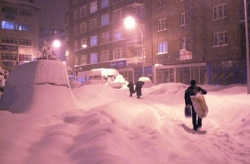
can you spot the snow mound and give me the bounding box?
[0,60,80,113]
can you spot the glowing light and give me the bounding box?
[53,40,61,48]
[124,16,136,30]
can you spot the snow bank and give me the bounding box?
[0,60,80,113]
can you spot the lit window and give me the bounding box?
[101,14,109,26]
[1,21,16,30]
[19,24,31,31]
[101,0,109,9]
[90,35,98,46]
[158,41,168,54]
[90,1,97,14]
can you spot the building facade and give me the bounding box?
[67,0,250,85]
[153,0,249,85]
[0,0,40,71]
[66,0,152,83]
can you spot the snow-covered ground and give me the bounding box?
[0,61,249,164]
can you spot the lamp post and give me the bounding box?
[51,39,62,60]
[124,16,144,77]
[244,0,250,94]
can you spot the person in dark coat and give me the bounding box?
[127,81,135,97]
[135,81,144,99]
[184,80,207,131]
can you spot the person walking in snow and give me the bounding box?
[127,81,135,97]
[184,79,207,131]
[135,81,144,99]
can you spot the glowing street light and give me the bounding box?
[124,16,144,77]
[53,40,61,48]
[124,16,136,30]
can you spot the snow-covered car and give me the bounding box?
[138,77,154,88]
[80,68,127,89]
[108,74,127,89]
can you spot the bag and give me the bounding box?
[190,92,208,118]
[184,104,192,117]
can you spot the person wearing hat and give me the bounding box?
[184,79,207,131]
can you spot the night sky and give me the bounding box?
[35,0,67,29]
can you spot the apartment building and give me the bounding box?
[153,0,249,85]
[0,0,40,71]
[66,0,153,83]
[67,0,249,85]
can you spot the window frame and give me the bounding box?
[90,1,98,14]
[158,18,167,31]
[90,52,98,64]
[180,37,186,50]
[213,31,228,47]
[90,35,98,46]
[101,0,109,9]
[101,31,109,44]
[101,13,109,26]
[80,22,87,34]
[113,9,122,22]
[212,4,227,20]
[80,6,87,18]
[90,18,97,30]
[101,50,109,62]
[113,48,123,60]
[113,28,123,41]
[180,12,185,26]
[158,41,168,54]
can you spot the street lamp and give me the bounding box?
[244,0,250,94]
[53,40,61,48]
[124,16,144,77]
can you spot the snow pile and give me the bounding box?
[0,63,250,164]
[0,60,79,113]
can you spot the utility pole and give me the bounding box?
[244,0,250,94]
